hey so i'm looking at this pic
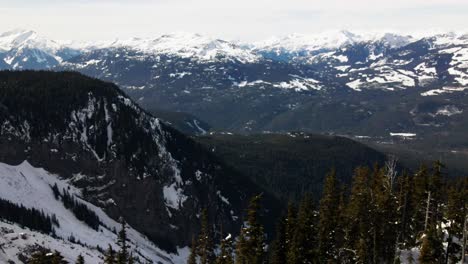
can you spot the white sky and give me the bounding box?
[0,0,467,41]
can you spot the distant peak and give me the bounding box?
[0,28,36,38]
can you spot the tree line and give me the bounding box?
[28,219,137,264]
[0,197,59,234]
[188,161,467,264]
[52,183,101,231]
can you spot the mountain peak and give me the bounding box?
[0,29,38,50]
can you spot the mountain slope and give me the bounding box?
[0,70,277,255]
[0,160,176,263]
[196,132,388,201]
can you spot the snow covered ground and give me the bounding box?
[0,160,187,263]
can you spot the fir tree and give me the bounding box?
[269,216,287,264]
[235,195,265,264]
[216,233,234,264]
[128,253,134,264]
[197,208,215,264]
[188,235,198,264]
[370,165,398,263]
[104,244,116,264]
[318,169,340,262]
[412,165,430,237]
[50,250,67,264]
[288,193,317,263]
[117,219,129,264]
[396,171,416,247]
[346,167,372,263]
[76,254,85,264]
[284,201,297,263]
[235,225,248,264]
[28,250,48,264]
[419,227,444,264]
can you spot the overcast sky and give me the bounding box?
[0,0,467,41]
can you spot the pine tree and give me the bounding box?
[370,164,398,263]
[428,161,445,228]
[117,219,129,264]
[76,254,85,264]
[396,171,415,248]
[28,250,48,264]
[318,169,340,262]
[412,165,430,237]
[235,225,248,264]
[284,201,297,263]
[104,244,116,264]
[419,226,444,264]
[50,250,67,264]
[269,216,287,264]
[335,186,348,263]
[445,178,467,263]
[346,167,372,263]
[197,208,215,264]
[188,235,198,264]
[288,193,317,264]
[216,233,234,264]
[128,253,134,264]
[235,195,265,264]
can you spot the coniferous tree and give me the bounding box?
[235,225,248,264]
[197,208,215,264]
[428,161,445,228]
[288,193,317,264]
[76,254,85,264]
[235,195,265,264]
[216,233,234,264]
[335,186,348,263]
[284,201,297,263]
[412,165,430,237]
[128,253,134,264]
[117,219,129,264]
[371,165,399,263]
[28,250,48,264]
[346,167,372,263]
[50,250,67,264]
[419,226,444,264]
[52,183,60,200]
[396,171,415,248]
[445,178,467,263]
[318,169,340,262]
[270,216,287,264]
[188,235,198,264]
[104,244,116,264]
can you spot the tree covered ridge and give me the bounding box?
[189,161,467,264]
[195,133,387,202]
[0,70,124,136]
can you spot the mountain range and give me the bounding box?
[1,29,467,139]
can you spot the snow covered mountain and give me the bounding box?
[0,71,276,262]
[0,29,80,69]
[1,29,468,138]
[0,161,179,263]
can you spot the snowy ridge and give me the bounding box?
[253,30,414,57]
[1,29,468,94]
[0,29,61,53]
[92,33,260,63]
[0,160,186,263]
